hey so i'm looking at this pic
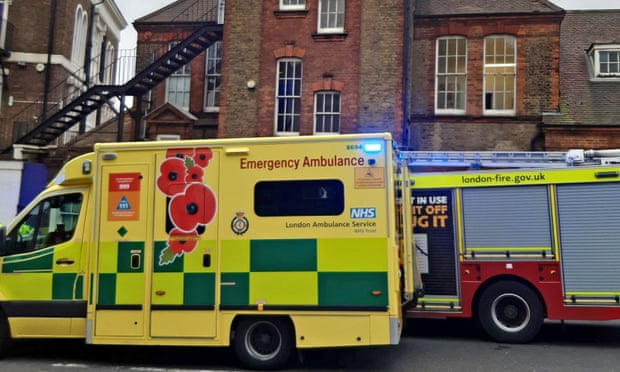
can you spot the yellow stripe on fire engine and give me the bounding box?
[410,167,620,188]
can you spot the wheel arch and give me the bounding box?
[230,314,297,370]
[472,274,548,321]
[230,314,296,343]
[0,304,9,332]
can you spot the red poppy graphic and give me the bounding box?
[157,158,187,196]
[168,228,199,254]
[193,148,213,168]
[169,183,217,232]
[166,148,194,160]
[185,165,204,183]
[158,146,217,266]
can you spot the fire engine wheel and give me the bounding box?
[478,281,544,344]
[233,317,293,370]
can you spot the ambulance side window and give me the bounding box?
[2,193,83,255]
[254,179,344,216]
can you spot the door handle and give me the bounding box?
[56,258,75,266]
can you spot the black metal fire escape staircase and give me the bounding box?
[9,23,222,149]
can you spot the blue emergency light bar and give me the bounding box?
[363,143,383,154]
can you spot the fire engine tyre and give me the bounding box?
[477,281,544,344]
[233,317,294,370]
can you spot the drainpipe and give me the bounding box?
[41,0,57,123]
[401,0,412,147]
[81,0,104,133]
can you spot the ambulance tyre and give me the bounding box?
[0,313,11,358]
[233,317,294,370]
[477,281,544,344]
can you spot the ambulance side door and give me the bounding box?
[150,147,219,338]
[0,190,89,337]
[92,165,150,338]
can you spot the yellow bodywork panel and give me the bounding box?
[94,310,144,337]
[150,311,217,338]
[293,314,393,347]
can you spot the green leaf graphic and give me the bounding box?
[159,245,179,266]
[184,157,195,169]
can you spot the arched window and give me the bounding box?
[104,42,115,84]
[71,5,88,66]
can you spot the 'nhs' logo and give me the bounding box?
[350,208,376,219]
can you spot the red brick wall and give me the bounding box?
[253,1,362,137]
[358,1,405,140]
[135,26,206,113]
[544,127,620,151]
[220,0,403,139]
[218,0,262,138]
[409,14,562,151]
[135,24,221,140]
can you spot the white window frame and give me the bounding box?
[589,44,620,78]
[317,0,345,34]
[274,58,302,136]
[204,41,222,112]
[104,42,115,85]
[280,0,306,11]
[156,134,181,141]
[435,36,467,115]
[71,5,88,66]
[217,0,225,24]
[166,41,191,110]
[314,91,340,135]
[483,35,516,116]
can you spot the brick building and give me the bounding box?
[0,0,126,153]
[133,0,224,141]
[408,0,564,151]
[4,0,620,162]
[542,10,620,150]
[136,0,407,143]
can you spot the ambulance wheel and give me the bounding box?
[0,314,11,358]
[477,281,544,344]
[233,317,293,370]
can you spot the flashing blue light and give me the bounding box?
[363,143,383,153]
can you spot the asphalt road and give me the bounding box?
[0,318,619,371]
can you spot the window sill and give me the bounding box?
[591,75,620,82]
[483,111,516,117]
[274,10,308,19]
[312,32,348,42]
[435,110,466,116]
[274,132,300,137]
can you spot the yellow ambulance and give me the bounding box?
[0,133,415,369]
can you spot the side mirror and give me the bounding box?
[0,225,7,255]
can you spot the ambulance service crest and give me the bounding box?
[231,211,249,235]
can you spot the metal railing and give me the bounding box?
[7,0,223,150]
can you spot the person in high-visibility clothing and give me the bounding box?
[18,223,33,237]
